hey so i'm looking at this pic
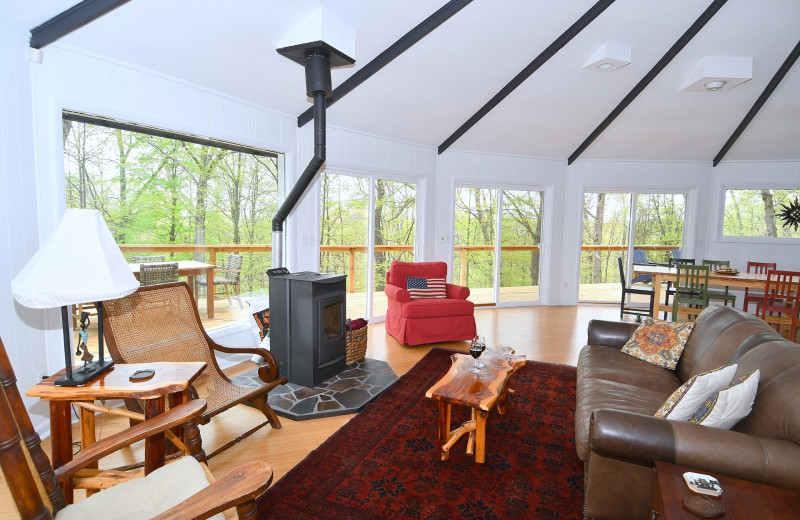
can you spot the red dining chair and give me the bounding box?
[744,261,777,313]
[758,270,800,342]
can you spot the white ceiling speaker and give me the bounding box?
[681,57,752,92]
[583,43,631,72]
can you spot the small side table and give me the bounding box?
[27,362,206,503]
[425,346,525,463]
[651,460,800,519]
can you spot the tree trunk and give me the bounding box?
[761,189,777,237]
[592,193,606,283]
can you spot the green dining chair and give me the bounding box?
[672,264,710,322]
[702,259,737,307]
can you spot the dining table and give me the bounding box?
[130,260,216,318]
[632,264,768,319]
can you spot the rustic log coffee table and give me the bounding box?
[425,346,525,463]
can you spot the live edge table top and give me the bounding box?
[425,347,526,411]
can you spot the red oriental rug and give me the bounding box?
[258,348,584,519]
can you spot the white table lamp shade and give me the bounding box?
[11,209,140,308]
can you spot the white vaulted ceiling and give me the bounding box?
[6,0,800,162]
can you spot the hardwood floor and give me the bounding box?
[31,304,629,508]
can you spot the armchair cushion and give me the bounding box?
[56,456,224,520]
[400,297,474,319]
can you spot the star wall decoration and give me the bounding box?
[777,196,800,231]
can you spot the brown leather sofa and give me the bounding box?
[575,305,800,520]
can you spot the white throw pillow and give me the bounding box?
[688,370,760,430]
[654,364,737,421]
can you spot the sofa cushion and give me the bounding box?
[621,318,694,370]
[689,370,760,429]
[654,364,737,421]
[400,297,474,318]
[388,261,447,288]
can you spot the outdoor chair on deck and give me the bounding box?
[630,249,654,284]
[139,262,180,286]
[702,259,737,307]
[102,282,287,459]
[744,261,777,313]
[197,253,244,309]
[672,264,709,322]
[617,257,654,320]
[0,336,273,520]
[130,255,166,263]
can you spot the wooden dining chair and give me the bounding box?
[672,264,709,322]
[663,258,696,319]
[744,261,777,313]
[0,336,273,519]
[617,257,654,320]
[758,270,800,342]
[102,282,287,459]
[702,259,737,307]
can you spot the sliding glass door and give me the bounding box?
[579,191,686,303]
[319,172,417,321]
[454,186,544,306]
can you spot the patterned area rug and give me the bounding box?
[257,348,584,519]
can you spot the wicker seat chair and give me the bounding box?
[130,254,166,263]
[0,336,273,519]
[139,262,180,286]
[197,254,244,308]
[102,282,287,459]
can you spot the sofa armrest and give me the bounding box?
[589,409,800,489]
[586,320,640,348]
[445,283,470,300]
[385,284,410,303]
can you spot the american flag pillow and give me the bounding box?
[407,276,446,299]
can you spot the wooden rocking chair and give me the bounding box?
[102,282,287,458]
[0,336,273,519]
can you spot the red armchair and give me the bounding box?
[384,261,476,346]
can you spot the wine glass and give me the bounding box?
[469,335,486,373]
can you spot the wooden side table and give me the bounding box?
[425,346,525,463]
[27,362,206,502]
[651,461,800,519]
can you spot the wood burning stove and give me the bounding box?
[268,268,347,387]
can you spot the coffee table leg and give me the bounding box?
[438,401,451,461]
[467,408,476,456]
[143,398,166,474]
[475,410,487,463]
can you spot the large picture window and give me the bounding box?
[723,188,800,238]
[63,112,281,334]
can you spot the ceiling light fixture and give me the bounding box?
[681,57,752,92]
[597,62,614,70]
[704,80,726,91]
[583,43,631,72]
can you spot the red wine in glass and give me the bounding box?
[469,336,486,373]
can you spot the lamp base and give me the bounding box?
[54,359,115,386]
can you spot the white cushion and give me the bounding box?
[654,364,737,421]
[56,456,225,520]
[689,370,760,430]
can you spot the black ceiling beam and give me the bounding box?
[712,40,800,167]
[568,0,728,165]
[29,0,131,49]
[297,0,473,127]
[438,0,616,155]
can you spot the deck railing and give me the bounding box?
[120,244,678,293]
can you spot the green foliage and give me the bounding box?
[63,120,279,296]
[723,189,800,238]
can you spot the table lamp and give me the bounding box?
[11,209,140,386]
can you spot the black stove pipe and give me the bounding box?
[272,53,332,268]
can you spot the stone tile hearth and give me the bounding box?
[231,359,398,421]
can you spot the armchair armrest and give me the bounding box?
[209,342,283,384]
[151,462,273,520]
[586,320,640,348]
[589,409,800,489]
[385,284,410,303]
[54,400,207,482]
[445,283,470,300]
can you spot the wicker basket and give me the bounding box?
[345,324,368,365]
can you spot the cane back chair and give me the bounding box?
[102,282,287,458]
[0,336,273,519]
